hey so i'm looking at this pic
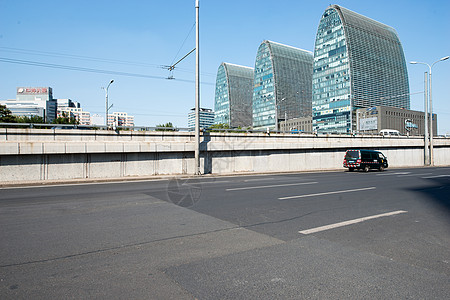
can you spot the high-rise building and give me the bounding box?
[0,87,57,122]
[214,62,254,128]
[312,5,410,133]
[188,108,214,129]
[252,40,313,130]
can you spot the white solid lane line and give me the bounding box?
[243,178,276,182]
[0,179,171,189]
[196,180,230,184]
[278,187,375,200]
[397,173,433,177]
[376,172,411,176]
[299,210,408,235]
[226,182,318,191]
[422,175,450,179]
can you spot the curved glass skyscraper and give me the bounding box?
[252,40,313,129]
[312,5,409,133]
[214,62,254,128]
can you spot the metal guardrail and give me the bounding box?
[1,122,448,137]
[0,122,190,132]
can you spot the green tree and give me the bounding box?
[208,123,230,132]
[156,122,176,131]
[0,105,16,123]
[16,115,45,123]
[52,112,78,125]
[206,123,251,133]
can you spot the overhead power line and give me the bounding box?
[0,46,216,77]
[90,110,186,117]
[0,57,214,86]
[0,46,161,68]
[379,91,424,101]
[170,23,196,66]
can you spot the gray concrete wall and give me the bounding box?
[1,129,449,183]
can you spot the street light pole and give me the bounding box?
[195,0,200,175]
[275,101,278,131]
[277,97,286,132]
[424,72,429,165]
[410,56,449,166]
[356,111,360,134]
[103,79,114,128]
[428,57,449,165]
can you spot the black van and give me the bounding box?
[343,149,388,172]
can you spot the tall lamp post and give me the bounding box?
[195,0,200,175]
[102,79,114,128]
[276,97,287,132]
[410,56,449,166]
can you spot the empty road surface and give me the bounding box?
[1,167,449,299]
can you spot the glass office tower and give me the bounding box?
[252,40,313,129]
[214,62,254,128]
[312,5,410,133]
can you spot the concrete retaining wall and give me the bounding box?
[1,129,449,183]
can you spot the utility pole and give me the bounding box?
[429,70,434,166]
[103,79,114,128]
[424,72,429,165]
[195,0,201,175]
[410,56,449,166]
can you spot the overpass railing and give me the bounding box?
[1,122,444,138]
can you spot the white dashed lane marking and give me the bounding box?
[299,210,408,235]
[278,187,376,200]
[226,182,317,191]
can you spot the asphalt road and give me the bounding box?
[1,167,449,299]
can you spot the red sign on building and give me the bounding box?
[17,87,49,94]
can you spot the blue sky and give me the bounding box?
[0,0,449,133]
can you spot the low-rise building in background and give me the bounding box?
[280,117,313,133]
[356,106,437,136]
[57,107,91,125]
[0,87,57,122]
[188,108,214,129]
[108,112,134,128]
[90,114,104,126]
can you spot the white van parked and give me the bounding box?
[379,129,400,136]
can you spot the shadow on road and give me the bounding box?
[409,176,450,213]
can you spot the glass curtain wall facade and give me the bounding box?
[253,40,313,129]
[214,63,254,128]
[312,5,410,133]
